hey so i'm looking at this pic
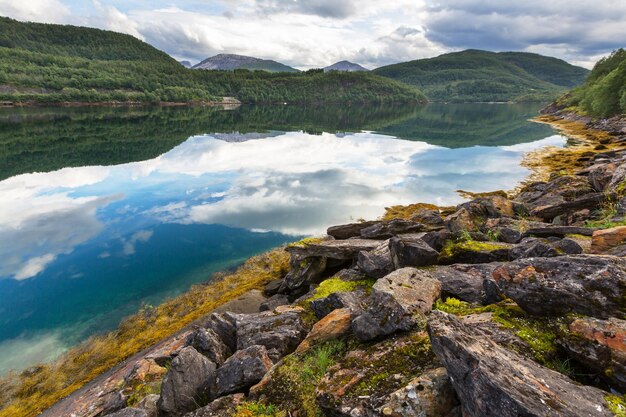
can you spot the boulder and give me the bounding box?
[327,220,380,239]
[419,229,452,251]
[552,238,584,255]
[427,311,614,417]
[352,268,441,341]
[357,240,393,278]
[438,241,512,265]
[559,317,626,390]
[523,225,596,238]
[608,162,626,193]
[286,239,380,260]
[587,162,617,191]
[516,176,592,213]
[157,346,217,417]
[104,408,148,417]
[444,208,476,233]
[216,345,273,396]
[182,394,245,417]
[235,309,307,360]
[203,312,237,352]
[458,195,515,219]
[492,255,626,319]
[411,209,445,227]
[280,255,327,292]
[310,290,365,320]
[188,328,232,366]
[389,236,439,268]
[509,237,559,260]
[136,394,159,417]
[379,367,458,417]
[360,219,427,239]
[263,279,283,296]
[532,192,608,220]
[296,308,352,353]
[259,294,290,312]
[591,226,626,253]
[431,263,503,305]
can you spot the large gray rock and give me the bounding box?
[588,162,617,191]
[357,240,393,278]
[183,394,245,417]
[216,345,273,396]
[522,225,596,238]
[310,290,366,319]
[493,255,626,319]
[259,294,290,311]
[438,241,512,265]
[157,346,217,417]
[352,268,441,341]
[360,219,426,239]
[327,220,380,239]
[189,327,232,366]
[280,255,327,292]
[432,263,503,305]
[389,235,440,268]
[532,192,608,220]
[427,311,614,417]
[203,312,237,352]
[105,408,148,417]
[509,237,559,260]
[136,394,159,417]
[286,239,380,260]
[235,309,307,360]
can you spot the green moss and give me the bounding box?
[125,381,161,407]
[564,234,592,240]
[439,240,506,258]
[309,277,376,301]
[586,219,626,229]
[287,236,324,249]
[606,394,626,417]
[232,402,286,417]
[254,340,347,417]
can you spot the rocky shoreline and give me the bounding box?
[50,108,626,417]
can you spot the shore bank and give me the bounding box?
[2,107,626,417]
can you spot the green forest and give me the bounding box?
[0,17,425,104]
[558,48,626,117]
[373,50,589,102]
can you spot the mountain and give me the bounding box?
[0,17,426,105]
[556,48,626,117]
[373,49,590,102]
[324,61,368,72]
[193,53,299,72]
[179,60,192,68]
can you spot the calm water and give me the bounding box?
[0,103,565,374]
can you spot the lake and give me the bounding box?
[0,103,565,374]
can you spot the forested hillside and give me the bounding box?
[373,50,589,102]
[557,49,626,117]
[0,17,425,104]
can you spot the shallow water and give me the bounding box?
[0,103,565,374]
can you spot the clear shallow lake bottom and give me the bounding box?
[0,103,565,374]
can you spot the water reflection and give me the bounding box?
[0,103,564,374]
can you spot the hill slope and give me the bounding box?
[0,18,425,104]
[193,53,299,72]
[324,61,368,72]
[373,50,589,102]
[556,49,626,117]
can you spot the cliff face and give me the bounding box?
[49,108,626,417]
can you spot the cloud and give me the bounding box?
[121,229,154,255]
[254,0,358,19]
[0,0,70,23]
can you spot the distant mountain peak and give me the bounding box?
[179,60,192,68]
[192,53,299,73]
[324,61,368,72]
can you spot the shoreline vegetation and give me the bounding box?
[1,104,624,417]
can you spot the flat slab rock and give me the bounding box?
[492,255,626,319]
[286,239,380,260]
[427,311,614,417]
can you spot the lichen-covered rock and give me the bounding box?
[280,255,327,292]
[235,309,307,360]
[357,240,393,278]
[296,308,352,353]
[378,367,458,417]
[445,207,476,233]
[259,294,290,312]
[532,192,607,220]
[316,332,436,416]
[360,219,427,239]
[588,162,617,191]
[438,241,512,265]
[188,327,232,366]
[310,289,365,319]
[509,237,559,260]
[263,279,283,296]
[492,255,626,319]
[327,221,380,239]
[136,394,158,417]
[157,346,217,417]
[203,312,237,352]
[591,226,626,253]
[389,235,440,268]
[427,311,614,417]
[286,239,380,260]
[104,408,148,417]
[552,237,584,255]
[216,345,273,396]
[352,268,441,341]
[182,394,245,417]
[515,175,592,214]
[559,317,626,390]
[431,263,503,305]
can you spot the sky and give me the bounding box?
[0,0,624,69]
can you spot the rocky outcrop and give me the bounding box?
[188,328,231,366]
[389,235,439,268]
[216,345,273,396]
[310,290,365,319]
[327,221,380,239]
[286,239,380,260]
[360,219,427,239]
[357,240,393,278]
[352,268,441,341]
[183,394,245,417]
[157,347,217,417]
[427,311,614,417]
[492,255,626,319]
[433,263,503,304]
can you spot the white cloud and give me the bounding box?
[0,0,70,23]
[121,229,154,255]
